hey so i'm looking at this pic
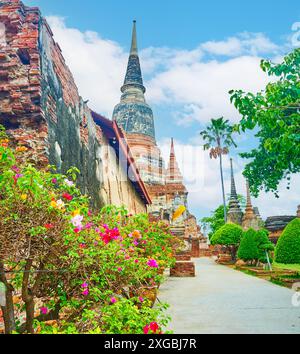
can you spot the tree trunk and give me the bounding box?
[24,296,35,334]
[1,286,16,334]
[0,261,16,334]
[21,259,35,334]
[219,153,227,223]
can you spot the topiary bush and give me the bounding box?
[255,229,274,264]
[237,228,259,263]
[275,218,300,264]
[210,223,243,246]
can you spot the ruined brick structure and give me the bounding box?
[0,0,150,213]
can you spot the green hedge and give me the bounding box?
[275,218,300,264]
[237,228,259,261]
[210,223,243,246]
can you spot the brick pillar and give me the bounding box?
[191,239,200,258]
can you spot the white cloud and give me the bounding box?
[46,16,127,117]
[147,56,270,125]
[201,32,280,57]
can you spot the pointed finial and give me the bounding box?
[246,179,252,207]
[130,20,138,56]
[230,158,238,198]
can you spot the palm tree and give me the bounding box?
[200,117,237,223]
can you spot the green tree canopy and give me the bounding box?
[210,223,243,246]
[201,205,228,240]
[230,48,300,197]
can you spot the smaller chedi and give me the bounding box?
[242,180,263,230]
[227,159,243,225]
[227,159,263,231]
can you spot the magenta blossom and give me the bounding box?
[111,297,117,304]
[40,307,48,315]
[51,178,57,184]
[147,259,159,268]
[117,267,123,272]
[84,222,93,230]
[11,165,20,173]
[82,289,89,296]
[81,282,88,289]
[133,239,139,246]
[139,297,144,303]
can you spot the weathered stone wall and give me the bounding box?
[0,0,147,214]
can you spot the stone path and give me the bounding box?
[158,257,300,334]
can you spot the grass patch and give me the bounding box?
[273,262,300,273]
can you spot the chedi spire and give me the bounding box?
[227,158,243,225]
[166,138,183,184]
[112,21,156,140]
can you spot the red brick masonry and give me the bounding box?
[170,262,195,277]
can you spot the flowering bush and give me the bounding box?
[0,126,176,334]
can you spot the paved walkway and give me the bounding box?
[158,257,300,334]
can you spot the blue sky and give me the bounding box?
[24,0,300,221]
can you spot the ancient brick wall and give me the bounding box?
[0,0,147,213]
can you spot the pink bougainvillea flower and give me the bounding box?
[134,259,139,264]
[79,243,86,249]
[13,174,23,184]
[99,226,120,245]
[62,192,73,201]
[84,222,93,230]
[88,210,92,217]
[149,322,159,333]
[133,239,139,246]
[51,178,57,184]
[147,259,159,268]
[11,165,20,173]
[71,215,84,227]
[143,325,150,334]
[125,255,131,260]
[74,227,82,234]
[81,282,88,289]
[40,307,48,315]
[44,224,54,229]
[110,297,117,304]
[94,241,99,246]
[143,322,159,334]
[117,267,123,272]
[139,297,144,302]
[64,179,74,187]
[82,289,89,296]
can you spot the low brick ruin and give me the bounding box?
[170,262,195,277]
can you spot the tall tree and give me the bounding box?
[230,48,300,197]
[200,117,237,223]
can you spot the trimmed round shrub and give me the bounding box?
[210,223,243,246]
[237,228,259,261]
[275,218,300,264]
[255,229,274,263]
